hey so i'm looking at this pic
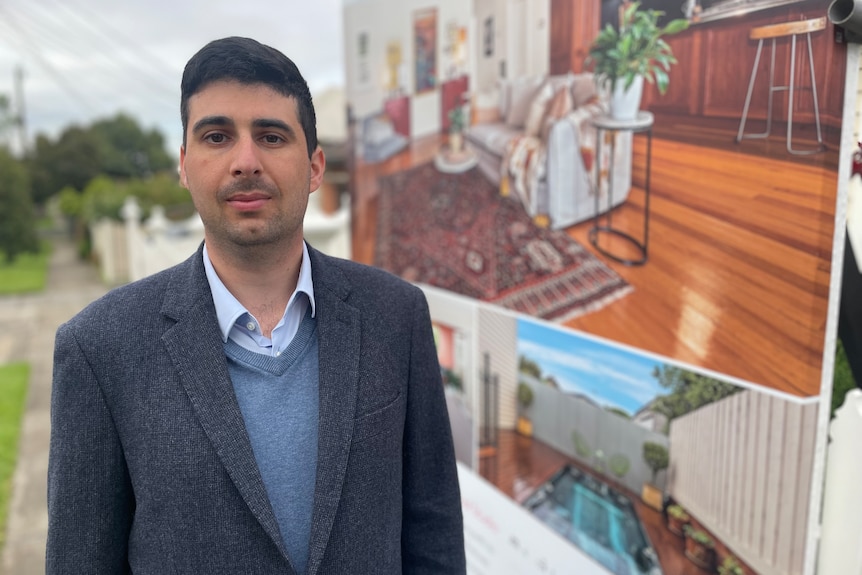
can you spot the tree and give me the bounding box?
[0,95,17,146]
[518,355,542,379]
[542,374,560,389]
[642,441,669,485]
[0,147,39,263]
[609,453,631,481]
[27,114,176,205]
[606,406,631,419]
[651,364,741,422]
[571,430,591,459]
[28,129,103,205]
[90,114,175,179]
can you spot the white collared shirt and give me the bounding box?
[203,242,317,357]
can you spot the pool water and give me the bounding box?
[523,465,662,575]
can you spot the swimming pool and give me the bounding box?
[523,465,662,575]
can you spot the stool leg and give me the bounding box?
[786,33,797,153]
[736,39,764,143]
[787,32,825,155]
[763,38,777,138]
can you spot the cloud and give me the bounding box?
[518,338,661,407]
[0,0,345,155]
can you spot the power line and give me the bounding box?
[0,13,97,115]
[1,2,177,110]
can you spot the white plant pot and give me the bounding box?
[449,132,464,153]
[610,75,644,121]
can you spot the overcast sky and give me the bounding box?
[0,0,346,159]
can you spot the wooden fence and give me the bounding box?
[669,390,818,575]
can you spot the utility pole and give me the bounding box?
[13,66,27,154]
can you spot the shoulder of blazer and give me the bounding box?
[64,246,207,334]
[307,245,423,305]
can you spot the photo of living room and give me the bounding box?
[342,0,848,399]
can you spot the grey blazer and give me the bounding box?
[47,244,466,574]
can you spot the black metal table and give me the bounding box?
[588,111,654,266]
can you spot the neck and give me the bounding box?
[206,237,304,337]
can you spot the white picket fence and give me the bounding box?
[90,192,351,285]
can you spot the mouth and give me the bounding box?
[226,192,270,212]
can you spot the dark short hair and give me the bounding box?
[180,36,317,157]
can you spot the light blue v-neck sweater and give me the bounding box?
[224,311,319,575]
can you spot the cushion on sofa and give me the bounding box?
[524,81,556,138]
[505,76,544,129]
[571,73,598,108]
[464,122,522,158]
[472,86,502,125]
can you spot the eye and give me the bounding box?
[262,134,285,145]
[204,133,227,144]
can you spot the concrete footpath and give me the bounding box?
[1,237,108,575]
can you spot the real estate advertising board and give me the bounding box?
[342,1,852,573]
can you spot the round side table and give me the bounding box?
[588,111,654,266]
[434,146,478,174]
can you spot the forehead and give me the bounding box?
[187,80,299,123]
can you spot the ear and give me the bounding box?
[308,145,326,193]
[179,146,189,189]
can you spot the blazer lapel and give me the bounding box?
[160,248,296,573]
[305,249,362,575]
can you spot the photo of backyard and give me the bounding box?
[343,0,847,398]
[471,310,819,575]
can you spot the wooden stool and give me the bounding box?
[735,17,826,155]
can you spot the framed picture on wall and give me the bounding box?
[357,31,370,87]
[413,8,437,93]
[483,16,493,57]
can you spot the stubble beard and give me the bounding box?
[206,178,306,259]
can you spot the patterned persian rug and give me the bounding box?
[374,162,632,322]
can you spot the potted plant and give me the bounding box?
[608,453,630,483]
[641,441,668,510]
[516,382,534,436]
[717,554,745,575]
[666,503,690,536]
[585,2,689,120]
[571,430,591,459]
[448,104,467,153]
[683,525,715,570]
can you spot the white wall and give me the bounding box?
[478,306,518,430]
[343,0,474,137]
[472,0,549,95]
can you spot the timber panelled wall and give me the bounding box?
[668,390,818,575]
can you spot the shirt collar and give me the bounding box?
[203,242,316,343]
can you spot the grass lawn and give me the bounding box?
[0,243,51,295]
[0,363,29,552]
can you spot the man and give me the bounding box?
[47,37,466,575]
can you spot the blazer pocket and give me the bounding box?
[352,392,405,445]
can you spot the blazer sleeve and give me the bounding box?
[46,322,133,574]
[400,289,467,574]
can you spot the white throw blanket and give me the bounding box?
[500,98,612,214]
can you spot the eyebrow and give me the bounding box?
[192,115,232,135]
[191,116,296,139]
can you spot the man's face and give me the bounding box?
[179,80,325,253]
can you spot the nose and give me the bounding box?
[230,135,262,177]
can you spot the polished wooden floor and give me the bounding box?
[350,127,838,397]
[479,430,741,575]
